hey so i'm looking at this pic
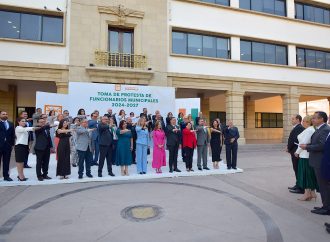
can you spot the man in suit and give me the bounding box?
[0,111,15,181]
[287,114,305,194]
[34,118,53,181]
[195,112,203,127]
[76,119,94,179]
[63,110,73,123]
[224,120,240,170]
[300,111,330,215]
[104,108,117,127]
[88,112,100,166]
[166,117,181,173]
[196,118,210,171]
[152,113,165,130]
[98,116,115,177]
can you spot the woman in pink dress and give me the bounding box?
[152,121,166,173]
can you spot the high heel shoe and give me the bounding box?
[311,194,317,202]
[17,176,28,181]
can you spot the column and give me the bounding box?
[286,0,295,18]
[226,88,245,144]
[56,81,69,94]
[245,97,256,129]
[231,37,241,61]
[230,0,239,8]
[288,45,297,67]
[282,87,300,143]
[200,95,210,123]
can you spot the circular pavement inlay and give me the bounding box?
[121,204,163,222]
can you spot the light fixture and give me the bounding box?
[16,30,19,33]
[12,26,16,29]
[7,21,12,24]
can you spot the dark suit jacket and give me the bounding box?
[321,134,330,180]
[165,125,181,146]
[34,125,53,151]
[287,124,305,153]
[224,126,240,145]
[127,124,137,141]
[98,123,113,146]
[307,123,330,169]
[0,120,15,148]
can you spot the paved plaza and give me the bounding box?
[0,144,329,242]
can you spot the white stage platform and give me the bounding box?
[0,151,243,187]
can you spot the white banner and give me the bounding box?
[35,91,69,115]
[68,82,175,117]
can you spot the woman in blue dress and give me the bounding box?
[116,120,133,176]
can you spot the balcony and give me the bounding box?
[86,51,153,84]
[95,51,147,69]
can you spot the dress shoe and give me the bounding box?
[4,177,13,182]
[227,167,231,170]
[72,164,77,167]
[174,169,181,172]
[78,175,83,179]
[190,169,194,172]
[325,222,330,228]
[43,175,52,180]
[142,172,146,174]
[86,174,93,178]
[24,165,32,168]
[169,169,173,173]
[139,172,143,175]
[108,172,115,177]
[288,185,297,190]
[311,208,330,215]
[289,188,304,194]
[37,176,44,181]
[203,167,210,170]
[198,167,202,171]
[98,173,102,177]
[232,167,237,170]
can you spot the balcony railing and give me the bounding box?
[95,51,147,69]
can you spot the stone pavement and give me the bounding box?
[0,144,329,242]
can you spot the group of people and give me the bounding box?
[0,108,240,182]
[287,111,330,232]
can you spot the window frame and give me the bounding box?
[297,47,330,70]
[255,112,283,128]
[239,0,287,17]
[295,1,330,25]
[0,8,64,45]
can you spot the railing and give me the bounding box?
[95,51,147,69]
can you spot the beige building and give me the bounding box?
[1,0,330,144]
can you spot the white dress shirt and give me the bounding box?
[15,126,34,145]
[295,126,316,159]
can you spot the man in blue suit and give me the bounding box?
[0,111,15,181]
[88,112,99,166]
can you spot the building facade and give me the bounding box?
[0,0,330,144]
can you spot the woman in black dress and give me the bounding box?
[56,119,72,179]
[210,119,223,169]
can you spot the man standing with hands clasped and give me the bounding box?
[165,117,181,173]
[224,120,240,170]
[196,118,210,171]
[299,111,330,216]
[287,114,305,194]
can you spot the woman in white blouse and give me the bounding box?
[15,118,39,181]
[295,115,318,201]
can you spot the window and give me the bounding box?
[255,113,283,128]
[295,2,330,25]
[240,41,252,61]
[172,31,230,59]
[297,48,330,70]
[188,34,203,56]
[240,0,286,16]
[241,40,287,65]
[0,9,63,43]
[108,28,134,53]
[199,0,230,6]
[172,32,187,55]
[108,28,134,67]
